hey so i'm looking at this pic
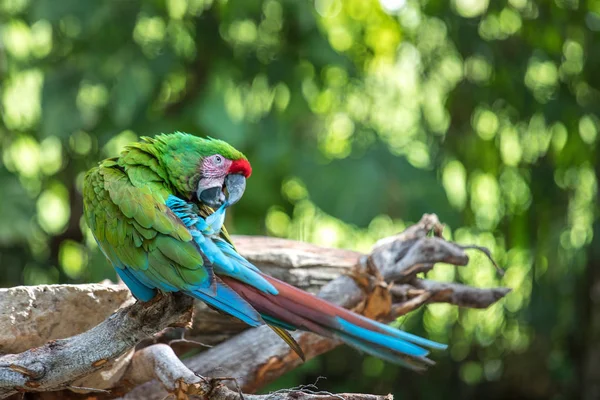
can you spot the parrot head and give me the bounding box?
[153,132,252,208]
[195,152,252,208]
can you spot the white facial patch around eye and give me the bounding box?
[202,155,231,178]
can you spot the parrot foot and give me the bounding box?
[194,375,245,400]
[168,374,244,400]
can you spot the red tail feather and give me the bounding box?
[222,275,330,336]
[221,273,387,336]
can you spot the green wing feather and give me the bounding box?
[83,156,210,293]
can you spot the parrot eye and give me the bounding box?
[214,155,223,164]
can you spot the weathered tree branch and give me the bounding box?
[0,293,194,398]
[116,344,390,400]
[0,284,133,355]
[0,215,510,400]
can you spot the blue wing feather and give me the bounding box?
[212,237,278,294]
[115,268,156,302]
[187,278,263,326]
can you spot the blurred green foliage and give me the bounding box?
[0,0,598,398]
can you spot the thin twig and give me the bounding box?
[456,244,504,276]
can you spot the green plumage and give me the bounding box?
[84,132,305,358]
[83,133,245,294]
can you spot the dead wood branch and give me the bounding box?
[0,293,194,398]
[0,214,510,400]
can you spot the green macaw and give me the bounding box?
[83,132,446,369]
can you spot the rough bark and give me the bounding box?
[0,283,133,355]
[0,293,193,398]
[0,215,510,400]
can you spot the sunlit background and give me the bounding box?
[0,0,598,398]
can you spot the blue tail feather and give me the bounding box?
[335,332,430,371]
[351,313,448,351]
[336,317,430,357]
